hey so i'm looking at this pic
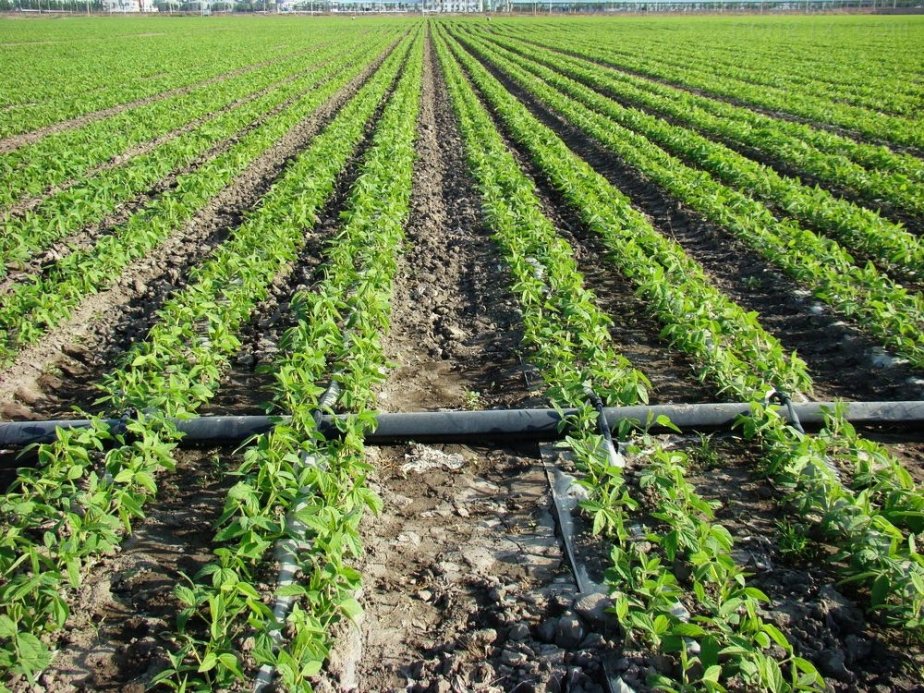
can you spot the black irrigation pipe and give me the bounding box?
[1,401,923,449]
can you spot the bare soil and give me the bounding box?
[350,444,617,693]
[376,35,528,416]
[327,38,622,693]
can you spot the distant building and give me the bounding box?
[101,0,158,10]
[329,0,485,10]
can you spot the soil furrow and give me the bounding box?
[506,35,924,158]
[478,96,713,407]
[38,447,235,692]
[202,56,407,417]
[467,49,924,405]
[24,44,408,693]
[375,36,527,416]
[343,35,616,693]
[0,46,396,423]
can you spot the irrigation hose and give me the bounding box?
[254,379,341,693]
[2,401,922,450]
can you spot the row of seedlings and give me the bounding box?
[0,24,331,138]
[472,28,924,222]
[485,23,924,184]
[442,24,924,635]
[451,29,924,370]
[0,38,362,274]
[158,32,424,691]
[0,34,415,687]
[0,34,400,366]
[0,37,340,213]
[435,28,824,691]
[491,22,923,150]
[586,27,921,118]
[466,26,924,271]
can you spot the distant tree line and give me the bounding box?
[150,0,269,9]
[0,0,244,10]
[0,0,106,9]
[6,0,105,9]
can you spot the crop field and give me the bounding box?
[0,11,923,692]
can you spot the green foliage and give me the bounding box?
[737,403,924,630]
[436,26,924,633]
[471,29,924,280]
[775,520,815,561]
[2,14,922,689]
[443,24,811,401]
[450,26,924,370]
[0,32,408,686]
[159,31,424,689]
[435,26,825,691]
[0,34,398,366]
[483,17,924,150]
[0,40,353,272]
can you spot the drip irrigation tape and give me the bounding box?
[254,379,341,693]
[541,443,633,693]
[584,386,625,468]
